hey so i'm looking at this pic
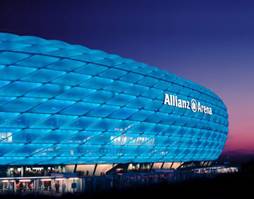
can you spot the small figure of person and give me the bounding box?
[62,182,66,193]
[55,182,60,193]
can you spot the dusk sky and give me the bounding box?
[0,0,253,152]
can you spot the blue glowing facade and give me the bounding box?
[0,33,228,165]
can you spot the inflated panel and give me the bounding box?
[0,33,228,165]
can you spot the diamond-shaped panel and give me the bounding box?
[0,32,228,165]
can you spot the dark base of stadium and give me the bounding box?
[0,170,252,199]
[0,161,241,198]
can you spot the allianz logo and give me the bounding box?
[163,93,213,115]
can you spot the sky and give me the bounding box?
[0,0,253,152]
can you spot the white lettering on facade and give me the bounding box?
[164,93,212,115]
[110,135,155,146]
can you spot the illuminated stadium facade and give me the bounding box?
[0,33,228,171]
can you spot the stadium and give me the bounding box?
[0,32,229,193]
